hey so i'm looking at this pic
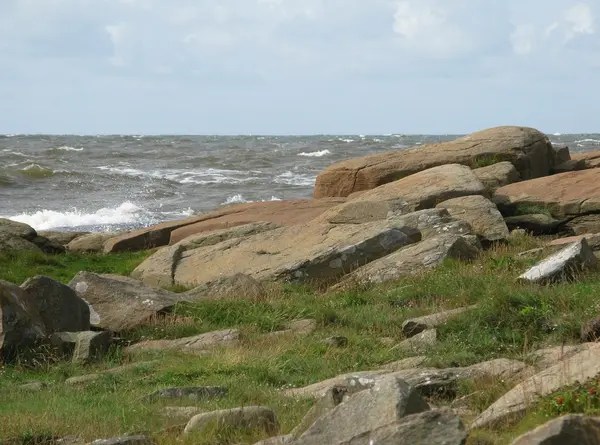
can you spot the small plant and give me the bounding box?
[545,376,600,416]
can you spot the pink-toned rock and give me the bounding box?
[572,151,600,168]
[314,126,554,198]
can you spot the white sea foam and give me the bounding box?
[553,132,562,136]
[575,139,600,146]
[97,165,261,185]
[55,146,84,152]
[298,149,331,157]
[274,171,316,186]
[3,202,149,231]
[338,138,355,143]
[221,195,281,205]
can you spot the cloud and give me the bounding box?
[0,0,598,134]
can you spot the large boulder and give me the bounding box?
[572,150,600,169]
[49,331,112,364]
[103,199,345,253]
[335,234,480,288]
[473,161,521,190]
[518,239,598,284]
[67,272,186,332]
[38,231,90,247]
[472,342,600,430]
[436,195,509,243]
[504,214,567,235]
[184,406,279,436]
[510,414,600,445]
[314,126,554,198]
[347,164,486,212]
[294,376,430,445]
[20,276,90,334]
[67,233,118,253]
[0,280,46,360]
[141,220,422,288]
[0,219,65,254]
[494,169,600,218]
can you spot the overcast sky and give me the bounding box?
[0,0,598,135]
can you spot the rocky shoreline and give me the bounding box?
[4,125,600,444]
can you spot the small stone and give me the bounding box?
[184,406,279,436]
[402,306,477,338]
[321,336,348,347]
[19,381,48,391]
[90,435,153,445]
[395,329,437,352]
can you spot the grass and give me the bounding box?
[3,234,600,444]
[0,249,151,285]
[513,203,556,218]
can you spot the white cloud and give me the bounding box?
[565,3,595,37]
[510,24,535,55]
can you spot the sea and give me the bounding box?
[1,133,599,233]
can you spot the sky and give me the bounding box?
[0,0,598,135]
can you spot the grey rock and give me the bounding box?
[21,275,90,334]
[566,214,600,235]
[552,159,587,174]
[50,331,112,363]
[125,329,239,355]
[252,435,294,445]
[19,381,48,391]
[395,328,437,353]
[510,414,600,445]
[295,376,430,445]
[67,233,117,253]
[89,435,153,445]
[321,336,348,347]
[504,214,566,235]
[402,305,478,338]
[473,161,521,190]
[553,145,571,164]
[518,239,598,284]
[183,273,266,302]
[184,406,279,435]
[143,386,228,402]
[39,231,90,247]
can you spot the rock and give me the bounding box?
[552,159,587,174]
[67,233,117,253]
[348,164,486,212]
[572,151,600,169]
[402,305,478,338]
[0,280,46,360]
[548,233,600,251]
[21,275,90,334]
[167,219,421,288]
[472,342,600,429]
[495,169,600,218]
[125,329,239,355]
[317,200,409,224]
[64,360,158,386]
[335,235,480,287]
[565,215,600,235]
[182,273,266,301]
[287,319,317,335]
[395,329,437,352]
[510,414,600,445]
[90,435,153,445]
[504,214,566,235]
[129,244,184,288]
[284,371,391,399]
[68,272,186,332]
[183,406,279,435]
[321,336,348,347]
[169,199,346,245]
[19,381,48,391]
[581,318,600,342]
[38,231,90,247]
[518,239,598,284]
[436,195,509,243]
[295,376,430,445]
[49,331,112,363]
[473,161,521,190]
[467,358,535,382]
[528,344,595,369]
[553,145,572,164]
[176,222,281,250]
[0,218,41,252]
[31,235,66,254]
[321,409,466,445]
[142,386,227,402]
[314,126,554,198]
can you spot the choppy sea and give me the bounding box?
[1,133,598,232]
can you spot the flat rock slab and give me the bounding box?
[89,435,153,445]
[314,126,553,198]
[67,233,118,253]
[126,329,239,355]
[170,219,421,288]
[572,150,600,169]
[504,214,566,235]
[495,169,600,217]
[336,234,480,288]
[510,414,600,445]
[518,239,598,284]
[143,386,228,402]
[348,164,486,212]
[436,195,509,243]
[402,305,478,338]
[68,272,186,332]
[548,233,600,250]
[472,342,600,430]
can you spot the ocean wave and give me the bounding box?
[575,139,600,146]
[337,138,355,143]
[274,171,316,186]
[52,146,84,152]
[221,194,282,205]
[298,149,331,157]
[3,202,155,231]
[18,163,56,178]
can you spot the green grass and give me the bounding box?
[3,234,600,444]
[0,249,151,285]
[513,203,556,218]
[471,155,504,169]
